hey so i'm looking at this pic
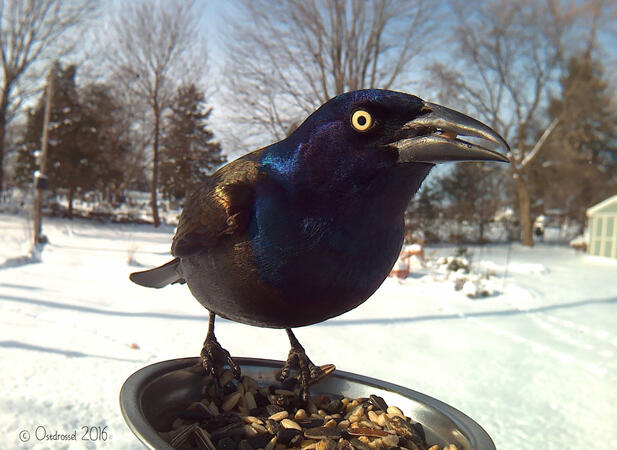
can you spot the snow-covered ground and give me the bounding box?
[1,213,616,449]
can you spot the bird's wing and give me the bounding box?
[171,149,264,258]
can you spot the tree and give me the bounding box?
[404,181,444,244]
[536,52,617,229]
[15,62,98,217]
[0,0,98,194]
[223,0,442,147]
[79,83,138,204]
[426,0,604,246]
[15,63,136,216]
[159,84,226,200]
[104,0,205,227]
[438,163,506,243]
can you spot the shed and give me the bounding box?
[587,194,617,259]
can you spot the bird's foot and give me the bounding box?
[278,343,335,401]
[199,333,241,383]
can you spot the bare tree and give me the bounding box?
[223,0,442,147]
[104,0,205,227]
[0,0,98,194]
[426,0,603,246]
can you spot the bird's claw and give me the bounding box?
[199,334,241,382]
[278,345,335,401]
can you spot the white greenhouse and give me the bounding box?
[587,194,617,259]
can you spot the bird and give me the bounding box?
[130,89,509,398]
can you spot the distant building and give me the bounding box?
[587,194,617,259]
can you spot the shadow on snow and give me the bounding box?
[0,340,143,362]
[1,293,615,326]
[0,293,209,322]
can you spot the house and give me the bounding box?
[587,194,617,259]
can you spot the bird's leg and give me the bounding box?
[199,311,241,381]
[278,328,325,401]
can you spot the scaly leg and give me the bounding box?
[278,328,334,400]
[200,311,241,380]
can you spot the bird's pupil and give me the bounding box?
[357,116,366,126]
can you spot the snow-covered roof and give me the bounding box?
[587,194,617,216]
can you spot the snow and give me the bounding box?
[1,213,616,449]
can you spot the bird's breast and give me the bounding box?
[248,185,404,324]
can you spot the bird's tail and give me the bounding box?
[129,258,185,288]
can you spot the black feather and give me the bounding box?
[129,258,185,288]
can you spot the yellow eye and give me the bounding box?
[351,110,372,131]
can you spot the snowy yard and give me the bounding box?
[1,212,616,449]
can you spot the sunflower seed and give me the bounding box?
[277,428,302,445]
[210,422,244,440]
[303,426,342,440]
[221,392,242,412]
[264,435,278,450]
[247,433,273,449]
[162,371,455,449]
[207,401,219,416]
[369,395,388,412]
[265,418,281,435]
[337,419,350,430]
[245,391,257,410]
[244,415,263,425]
[250,422,268,434]
[169,422,198,447]
[297,418,325,429]
[194,426,216,450]
[412,421,426,442]
[243,376,259,392]
[347,426,389,438]
[324,419,337,428]
[281,418,303,431]
[349,437,370,450]
[269,410,289,421]
[266,404,285,416]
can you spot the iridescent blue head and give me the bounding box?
[261,89,509,196]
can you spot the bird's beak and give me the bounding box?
[391,101,510,164]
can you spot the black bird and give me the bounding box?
[130,89,509,396]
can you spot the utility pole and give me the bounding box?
[33,65,54,248]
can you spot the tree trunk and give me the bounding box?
[0,84,10,195]
[515,175,534,246]
[68,185,74,219]
[0,116,5,195]
[151,103,161,227]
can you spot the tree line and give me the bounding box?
[0,0,616,245]
[408,51,617,244]
[12,62,224,219]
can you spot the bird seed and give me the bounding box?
[159,374,460,450]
